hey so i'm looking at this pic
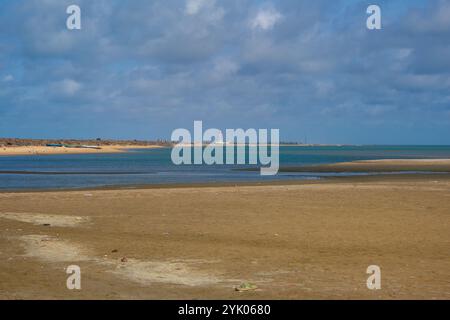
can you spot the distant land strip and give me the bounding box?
[0,138,172,147]
[0,170,151,175]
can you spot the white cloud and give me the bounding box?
[366,105,397,117]
[185,0,210,15]
[250,7,283,31]
[185,0,224,24]
[211,59,239,80]
[2,75,14,82]
[59,79,82,96]
[408,0,450,32]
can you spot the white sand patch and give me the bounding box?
[110,259,223,286]
[358,159,450,164]
[19,235,91,262]
[17,234,223,287]
[0,212,89,227]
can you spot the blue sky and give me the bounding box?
[0,0,449,144]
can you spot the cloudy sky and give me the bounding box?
[1,0,449,144]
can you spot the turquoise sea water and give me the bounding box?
[1,145,450,190]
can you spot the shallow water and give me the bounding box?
[1,145,450,190]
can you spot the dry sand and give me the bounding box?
[0,145,163,156]
[0,174,449,299]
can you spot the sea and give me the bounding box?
[1,145,450,190]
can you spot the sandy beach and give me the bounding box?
[1,169,449,299]
[0,145,163,156]
[278,159,450,173]
[3,0,450,306]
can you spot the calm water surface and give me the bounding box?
[1,146,450,190]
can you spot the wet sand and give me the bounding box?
[1,174,449,299]
[278,159,450,173]
[0,145,163,156]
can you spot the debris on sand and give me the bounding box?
[235,282,258,292]
[0,212,89,227]
[120,257,128,263]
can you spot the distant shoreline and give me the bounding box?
[0,144,166,156]
[0,140,359,156]
[0,137,170,146]
[0,138,172,156]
